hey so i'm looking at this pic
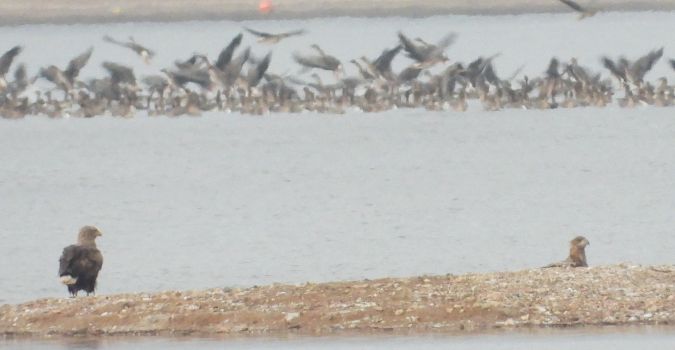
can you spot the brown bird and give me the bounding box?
[0,46,22,90]
[58,226,104,297]
[556,0,597,20]
[244,27,305,44]
[544,236,590,268]
[398,32,456,67]
[293,44,343,77]
[103,35,155,64]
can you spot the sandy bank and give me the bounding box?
[1,265,674,338]
[0,0,673,25]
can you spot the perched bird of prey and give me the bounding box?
[293,44,342,76]
[244,27,306,44]
[556,0,597,20]
[103,35,155,64]
[58,226,104,297]
[398,32,456,67]
[0,46,22,90]
[543,236,590,268]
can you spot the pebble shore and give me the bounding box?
[1,264,674,338]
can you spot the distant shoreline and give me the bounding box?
[1,265,674,338]
[0,0,673,25]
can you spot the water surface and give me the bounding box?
[3,327,675,349]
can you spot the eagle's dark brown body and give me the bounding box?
[544,235,590,268]
[58,226,103,296]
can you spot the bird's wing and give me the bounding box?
[293,53,329,70]
[102,35,125,47]
[373,45,402,74]
[248,52,272,87]
[0,46,22,76]
[601,57,626,81]
[65,47,93,83]
[435,32,458,50]
[58,245,80,276]
[102,62,136,84]
[398,32,426,62]
[280,29,306,38]
[216,33,243,71]
[244,27,273,38]
[542,257,574,268]
[630,47,663,81]
[670,59,675,71]
[557,0,584,12]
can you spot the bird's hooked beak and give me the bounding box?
[96,230,103,237]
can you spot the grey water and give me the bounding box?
[1,108,674,305]
[3,327,675,349]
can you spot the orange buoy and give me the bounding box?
[258,0,273,14]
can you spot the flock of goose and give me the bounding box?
[1,16,674,117]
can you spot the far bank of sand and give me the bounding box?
[1,265,674,338]
[0,0,673,25]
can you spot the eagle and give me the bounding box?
[58,226,104,297]
[543,235,590,268]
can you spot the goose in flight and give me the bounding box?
[556,0,597,20]
[244,27,306,44]
[293,44,343,77]
[103,35,155,64]
[398,32,456,67]
[0,46,22,90]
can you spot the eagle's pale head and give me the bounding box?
[78,225,103,245]
[570,235,589,248]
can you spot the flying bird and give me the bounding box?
[65,47,94,85]
[602,48,663,86]
[293,44,343,76]
[103,35,155,64]
[372,45,402,81]
[58,226,104,297]
[244,27,306,44]
[556,0,597,20]
[102,61,136,85]
[0,46,22,90]
[543,235,590,268]
[40,47,94,92]
[398,32,456,68]
[246,51,272,88]
[216,33,244,72]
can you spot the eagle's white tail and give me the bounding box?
[59,275,77,285]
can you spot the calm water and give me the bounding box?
[3,327,675,349]
[1,108,674,305]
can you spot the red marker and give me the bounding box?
[259,0,273,14]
